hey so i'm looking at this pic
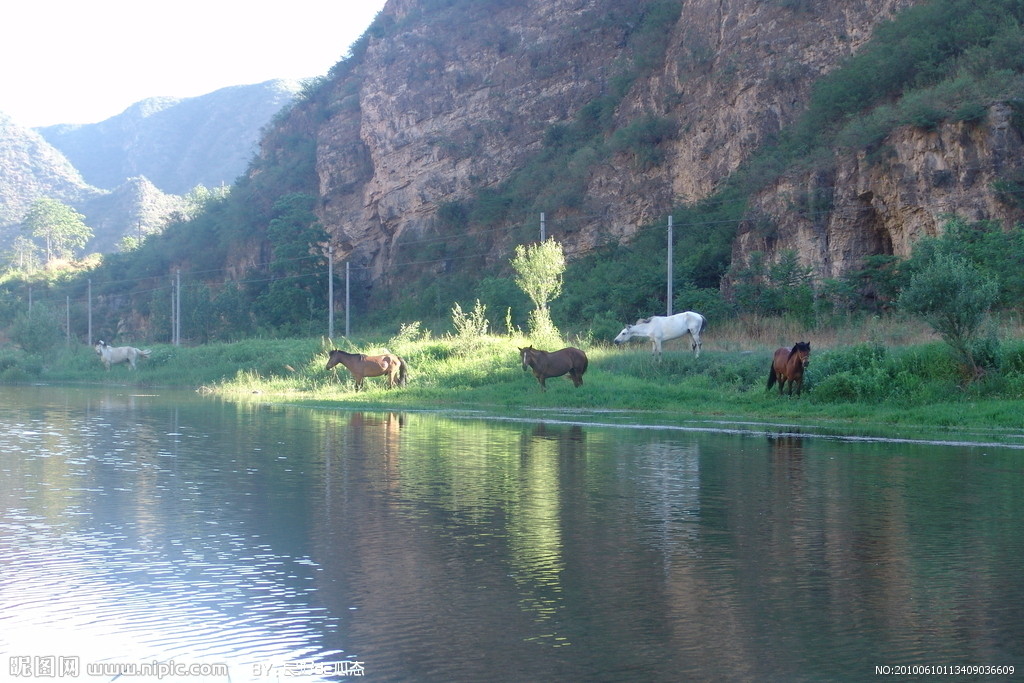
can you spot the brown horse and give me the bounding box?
[519,346,588,391]
[767,342,811,396]
[326,349,408,391]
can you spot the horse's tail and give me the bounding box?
[698,313,707,334]
[766,363,777,391]
[398,356,409,387]
[140,349,152,357]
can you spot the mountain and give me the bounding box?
[243,0,939,300]
[0,112,97,226]
[0,79,301,256]
[36,79,302,195]
[13,0,1024,339]
[265,0,1019,313]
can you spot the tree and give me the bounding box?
[253,193,329,333]
[511,238,565,340]
[4,236,41,272]
[21,198,92,263]
[898,253,998,377]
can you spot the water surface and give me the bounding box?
[0,386,1021,681]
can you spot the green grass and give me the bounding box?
[5,332,1024,442]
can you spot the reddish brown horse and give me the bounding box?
[326,349,408,390]
[519,346,588,391]
[767,342,811,396]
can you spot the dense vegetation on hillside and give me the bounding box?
[2,0,1024,351]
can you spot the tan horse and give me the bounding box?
[767,342,811,396]
[519,346,588,391]
[326,349,408,390]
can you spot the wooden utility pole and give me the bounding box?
[666,215,674,317]
[328,245,335,339]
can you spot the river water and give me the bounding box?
[0,385,1021,682]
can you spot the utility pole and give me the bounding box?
[87,279,92,346]
[666,215,674,317]
[175,269,181,346]
[345,261,351,338]
[170,280,175,344]
[540,212,546,241]
[328,245,335,340]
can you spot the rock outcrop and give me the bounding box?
[298,0,960,295]
[735,103,1024,280]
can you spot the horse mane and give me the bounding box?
[636,317,651,324]
[791,341,810,353]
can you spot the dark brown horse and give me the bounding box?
[326,349,408,391]
[519,346,588,391]
[767,342,811,396]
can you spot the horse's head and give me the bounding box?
[613,326,633,345]
[94,340,107,355]
[793,341,811,368]
[325,349,342,371]
[519,346,535,371]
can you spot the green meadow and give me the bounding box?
[6,318,1023,445]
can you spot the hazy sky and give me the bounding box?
[1,0,389,127]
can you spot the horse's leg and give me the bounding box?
[692,329,701,357]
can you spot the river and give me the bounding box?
[0,385,1021,681]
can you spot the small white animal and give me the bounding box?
[95,340,152,370]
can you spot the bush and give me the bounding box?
[8,304,65,355]
[899,253,999,375]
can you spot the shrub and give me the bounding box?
[898,253,999,376]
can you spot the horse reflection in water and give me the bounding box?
[326,349,408,391]
[766,342,811,396]
[519,346,588,391]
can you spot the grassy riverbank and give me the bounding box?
[6,317,1023,441]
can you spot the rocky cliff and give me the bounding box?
[735,103,1024,281]
[282,0,939,294]
[233,0,1024,318]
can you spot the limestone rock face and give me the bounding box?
[266,0,1018,299]
[735,104,1024,280]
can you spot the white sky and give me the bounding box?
[0,0,389,128]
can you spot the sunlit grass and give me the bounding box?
[6,315,1024,437]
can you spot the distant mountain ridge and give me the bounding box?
[36,79,302,195]
[0,79,301,254]
[0,112,97,225]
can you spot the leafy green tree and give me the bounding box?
[511,238,565,340]
[898,253,998,377]
[8,303,64,354]
[21,198,93,263]
[770,250,815,323]
[253,193,329,332]
[905,217,1024,308]
[4,236,42,272]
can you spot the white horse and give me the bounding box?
[95,340,152,370]
[613,311,707,358]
